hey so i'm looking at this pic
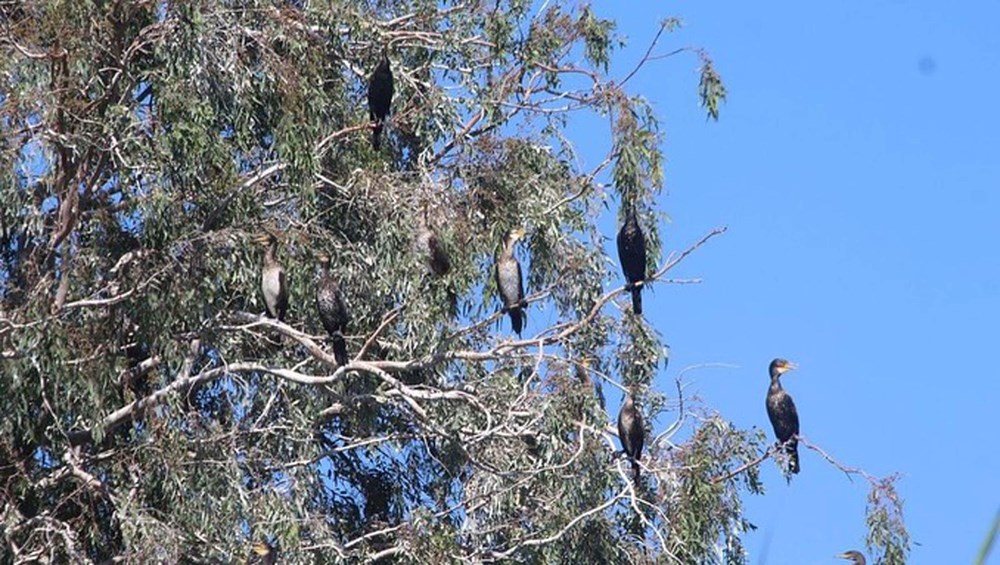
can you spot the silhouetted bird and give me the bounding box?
[255,232,288,322]
[316,254,349,366]
[766,358,800,474]
[616,204,647,314]
[836,550,866,565]
[495,227,526,336]
[617,388,644,485]
[367,53,394,150]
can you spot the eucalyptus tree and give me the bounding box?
[0,2,908,563]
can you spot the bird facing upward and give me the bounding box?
[255,232,288,322]
[616,203,647,315]
[495,227,526,336]
[367,52,394,150]
[765,358,800,474]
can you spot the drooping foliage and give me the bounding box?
[0,2,906,564]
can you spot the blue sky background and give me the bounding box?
[581,2,999,563]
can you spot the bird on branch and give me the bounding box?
[495,227,527,336]
[316,253,349,366]
[617,385,645,485]
[616,202,647,315]
[255,231,288,322]
[367,51,394,151]
[766,358,801,474]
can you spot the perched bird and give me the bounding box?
[248,540,277,565]
[255,232,288,322]
[316,254,349,366]
[836,550,866,565]
[575,356,606,411]
[367,52,394,150]
[617,388,644,485]
[616,204,647,315]
[765,358,800,474]
[495,227,526,336]
[417,210,451,277]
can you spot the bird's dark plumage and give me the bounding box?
[616,205,647,315]
[427,230,451,277]
[766,358,800,474]
[367,53,394,150]
[257,233,288,322]
[617,390,644,485]
[495,228,526,336]
[316,254,349,366]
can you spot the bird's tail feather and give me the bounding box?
[371,122,383,150]
[509,307,524,336]
[632,460,641,486]
[788,440,800,474]
[630,286,642,315]
[332,332,348,367]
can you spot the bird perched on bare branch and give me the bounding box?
[495,227,526,336]
[617,387,645,485]
[616,203,647,315]
[316,253,349,366]
[367,52,394,151]
[766,358,800,474]
[255,232,288,322]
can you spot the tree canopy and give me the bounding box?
[0,1,909,563]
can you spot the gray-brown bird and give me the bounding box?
[836,550,866,565]
[495,227,526,336]
[316,254,349,366]
[766,358,800,474]
[617,387,644,485]
[255,232,288,322]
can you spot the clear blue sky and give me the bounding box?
[580,2,999,563]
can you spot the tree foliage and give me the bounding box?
[0,1,906,563]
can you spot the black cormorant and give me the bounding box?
[766,358,800,474]
[616,204,647,315]
[256,232,288,322]
[617,388,644,485]
[836,550,866,565]
[367,53,394,150]
[316,254,349,366]
[248,540,277,565]
[495,227,526,336]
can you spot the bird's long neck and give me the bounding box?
[264,242,278,266]
[769,373,783,392]
[501,237,516,260]
[624,205,637,227]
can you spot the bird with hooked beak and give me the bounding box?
[836,550,866,565]
[495,227,527,336]
[254,232,288,322]
[765,358,801,474]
